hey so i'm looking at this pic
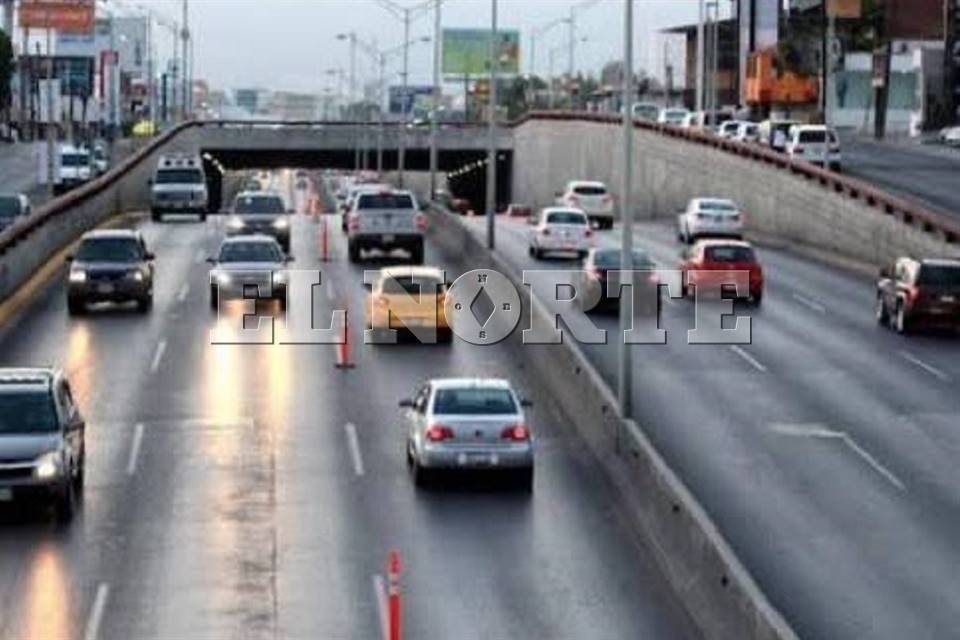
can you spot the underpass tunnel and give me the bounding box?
[200,146,513,213]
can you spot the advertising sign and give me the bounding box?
[19,0,95,34]
[442,28,520,77]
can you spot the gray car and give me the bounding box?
[0,368,85,522]
[208,235,291,310]
[399,378,534,490]
[226,191,292,251]
[67,230,155,315]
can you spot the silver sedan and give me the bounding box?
[399,378,534,490]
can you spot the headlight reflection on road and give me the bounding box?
[21,545,70,640]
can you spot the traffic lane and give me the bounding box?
[0,216,215,640]
[323,220,701,639]
[842,137,960,216]
[472,215,960,637]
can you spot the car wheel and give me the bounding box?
[67,298,86,316]
[875,295,889,326]
[515,467,534,492]
[210,286,219,311]
[751,292,763,307]
[348,243,360,263]
[411,457,429,488]
[895,301,911,335]
[137,295,153,314]
[438,327,453,343]
[55,480,76,523]
[410,243,424,265]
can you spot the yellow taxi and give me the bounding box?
[366,266,451,343]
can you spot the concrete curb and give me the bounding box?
[426,204,799,640]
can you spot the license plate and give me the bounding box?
[382,234,395,243]
[942,295,956,303]
[457,453,491,466]
[97,283,114,294]
[0,488,12,502]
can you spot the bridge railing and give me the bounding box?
[512,110,960,245]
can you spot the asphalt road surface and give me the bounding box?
[465,213,960,640]
[0,172,699,640]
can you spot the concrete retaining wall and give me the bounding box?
[424,204,798,640]
[512,119,954,267]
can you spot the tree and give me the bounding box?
[0,28,12,126]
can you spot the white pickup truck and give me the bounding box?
[346,189,426,264]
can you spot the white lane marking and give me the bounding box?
[126,423,145,476]
[176,283,190,303]
[345,423,365,476]
[729,345,767,373]
[149,339,167,374]
[898,351,950,382]
[791,292,827,314]
[770,423,906,491]
[83,582,110,640]
[372,574,388,640]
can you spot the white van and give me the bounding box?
[54,145,93,195]
[785,125,842,171]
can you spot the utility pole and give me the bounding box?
[181,0,189,120]
[430,0,442,200]
[567,6,575,109]
[873,2,891,139]
[45,29,55,196]
[618,0,633,418]
[945,0,958,124]
[398,8,410,186]
[486,0,497,250]
[696,0,705,113]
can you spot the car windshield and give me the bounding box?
[156,169,204,184]
[0,391,58,434]
[76,238,144,262]
[594,250,654,269]
[918,265,960,286]
[665,110,687,119]
[432,388,517,415]
[235,195,286,214]
[357,194,414,209]
[705,246,756,263]
[699,200,737,212]
[799,130,828,143]
[61,153,89,167]
[218,241,282,263]
[0,196,22,218]
[573,185,606,196]
[381,276,444,295]
[546,212,587,225]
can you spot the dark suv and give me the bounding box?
[67,230,155,315]
[0,368,85,522]
[877,257,960,334]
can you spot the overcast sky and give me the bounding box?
[141,0,727,94]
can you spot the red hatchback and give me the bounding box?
[680,239,764,305]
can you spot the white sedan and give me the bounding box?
[938,126,960,147]
[528,208,594,260]
[677,198,745,244]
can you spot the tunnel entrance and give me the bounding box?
[202,147,512,213]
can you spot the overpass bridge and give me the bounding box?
[0,113,959,640]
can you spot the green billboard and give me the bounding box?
[442,28,520,77]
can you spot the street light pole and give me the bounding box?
[181,0,189,120]
[429,0,442,200]
[486,0,497,250]
[398,8,410,187]
[618,0,634,418]
[696,0,705,114]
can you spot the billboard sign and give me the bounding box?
[388,85,434,114]
[442,28,520,77]
[19,0,95,34]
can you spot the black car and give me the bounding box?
[0,368,85,522]
[579,248,658,313]
[67,230,155,315]
[877,257,960,334]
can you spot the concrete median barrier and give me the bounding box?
[425,203,799,640]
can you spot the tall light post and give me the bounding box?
[529,16,567,79]
[336,32,360,169]
[429,0,442,201]
[181,0,190,120]
[566,0,602,110]
[618,0,634,418]
[486,0,498,250]
[696,0,705,114]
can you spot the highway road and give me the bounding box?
[462,213,960,639]
[0,172,698,640]
[841,135,960,217]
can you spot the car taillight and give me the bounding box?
[905,286,921,306]
[501,424,530,441]
[425,424,455,442]
[415,213,428,231]
[585,229,593,238]
[540,228,551,236]
[347,213,360,231]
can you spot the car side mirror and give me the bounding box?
[145,252,156,261]
[398,398,414,408]
[520,397,533,408]
[206,257,216,264]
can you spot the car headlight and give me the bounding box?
[128,270,145,282]
[34,451,62,480]
[215,272,231,285]
[273,271,288,284]
[69,270,87,283]
[228,217,246,230]
[273,217,289,229]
